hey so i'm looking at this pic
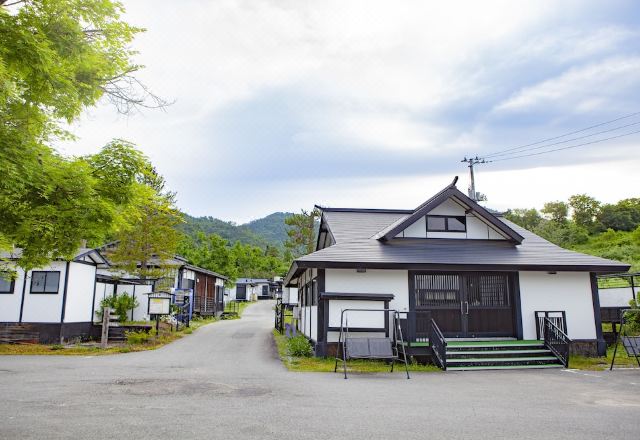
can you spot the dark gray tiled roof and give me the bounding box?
[323,210,409,242]
[294,214,629,273]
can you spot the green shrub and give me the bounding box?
[50,344,64,351]
[125,330,151,345]
[96,293,140,323]
[287,335,313,357]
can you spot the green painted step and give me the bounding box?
[447,341,544,350]
[447,356,559,364]
[446,364,563,371]
[446,349,552,356]
[447,340,542,348]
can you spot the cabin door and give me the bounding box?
[236,284,247,300]
[411,272,515,338]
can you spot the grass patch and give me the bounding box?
[570,343,640,370]
[272,330,440,374]
[0,316,219,356]
[221,300,253,319]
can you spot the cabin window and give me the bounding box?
[427,215,466,232]
[0,273,14,294]
[30,271,60,294]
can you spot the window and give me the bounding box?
[30,271,60,294]
[0,273,14,294]
[427,215,466,232]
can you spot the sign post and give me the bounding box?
[146,292,172,336]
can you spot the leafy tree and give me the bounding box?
[569,194,601,229]
[504,208,543,231]
[541,201,569,224]
[0,0,163,268]
[597,198,640,232]
[533,221,589,248]
[285,208,320,258]
[107,169,183,281]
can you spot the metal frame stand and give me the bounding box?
[333,308,410,379]
[610,309,640,370]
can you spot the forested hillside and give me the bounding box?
[505,195,640,272]
[180,212,293,249]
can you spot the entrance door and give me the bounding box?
[411,272,515,338]
[236,284,247,300]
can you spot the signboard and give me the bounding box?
[149,297,170,315]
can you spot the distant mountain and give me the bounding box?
[180,212,294,249]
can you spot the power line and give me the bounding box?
[489,128,640,162]
[484,110,640,158]
[486,119,640,159]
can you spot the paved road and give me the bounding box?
[1,300,639,439]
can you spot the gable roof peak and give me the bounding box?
[373,178,524,244]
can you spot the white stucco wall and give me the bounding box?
[519,271,597,340]
[599,286,637,307]
[325,269,409,313]
[0,267,25,322]
[328,299,386,328]
[283,287,298,305]
[21,261,68,323]
[300,305,317,340]
[63,262,96,323]
[93,282,115,321]
[429,198,465,216]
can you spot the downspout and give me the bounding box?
[59,261,71,343]
[18,268,28,323]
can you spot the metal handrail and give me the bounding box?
[429,318,447,370]
[543,317,571,368]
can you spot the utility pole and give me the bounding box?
[461,156,488,201]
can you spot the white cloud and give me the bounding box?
[494,56,640,114]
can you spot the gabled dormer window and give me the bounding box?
[427,215,466,232]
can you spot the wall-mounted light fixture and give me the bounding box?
[547,271,557,275]
[356,267,366,273]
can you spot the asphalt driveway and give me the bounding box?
[0,300,639,439]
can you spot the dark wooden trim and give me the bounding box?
[590,272,606,356]
[90,267,98,323]
[327,327,388,333]
[316,269,326,344]
[513,272,523,340]
[319,292,394,301]
[18,269,28,323]
[384,300,390,337]
[60,262,71,323]
[294,260,628,274]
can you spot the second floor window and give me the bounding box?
[427,215,467,232]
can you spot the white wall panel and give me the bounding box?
[63,262,96,323]
[428,198,466,216]
[403,216,426,238]
[0,267,25,322]
[519,271,596,340]
[325,269,409,312]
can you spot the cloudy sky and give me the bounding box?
[58,0,640,223]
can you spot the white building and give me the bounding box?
[284,179,629,367]
[1,248,108,343]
